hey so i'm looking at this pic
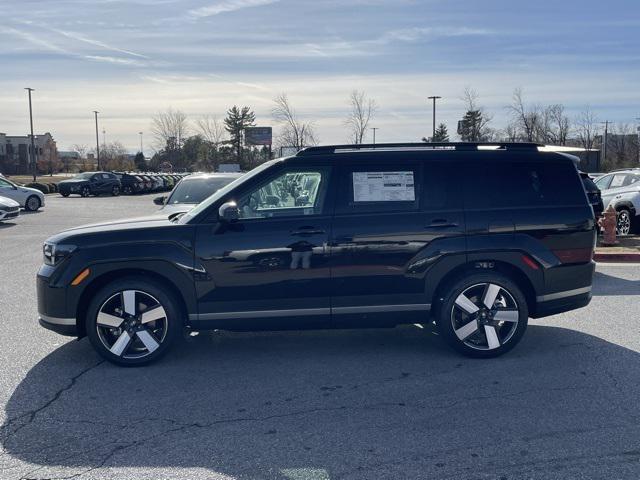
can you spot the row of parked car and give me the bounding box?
[57,172,189,197]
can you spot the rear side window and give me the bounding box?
[467,161,585,209]
[422,161,463,210]
[336,163,420,214]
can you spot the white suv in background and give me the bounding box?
[0,175,45,211]
[594,169,640,235]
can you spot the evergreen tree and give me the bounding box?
[223,106,256,161]
[432,123,449,142]
[459,110,491,142]
[134,152,146,171]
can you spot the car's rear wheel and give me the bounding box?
[111,185,120,196]
[86,277,182,366]
[25,195,41,212]
[81,186,91,197]
[616,208,632,236]
[61,192,70,198]
[123,185,132,195]
[436,272,528,358]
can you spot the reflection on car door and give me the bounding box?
[329,158,466,327]
[193,164,334,330]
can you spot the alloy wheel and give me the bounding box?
[616,210,631,236]
[26,196,40,211]
[451,283,520,351]
[81,187,91,197]
[112,186,120,196]
[96,290,168,360]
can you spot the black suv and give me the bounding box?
[58,172,121,197]
[38,143,596,366]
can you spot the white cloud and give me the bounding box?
[188,0,280,19]
[0,27,68,54]
[50,28,149,58]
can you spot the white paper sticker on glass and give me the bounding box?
[353,171,415,202]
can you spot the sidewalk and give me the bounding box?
[594,235,640,263]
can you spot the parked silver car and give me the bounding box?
[0,195,20,222]
[153,172,243,215]
[594,169,640,235]
[0,176,46,211]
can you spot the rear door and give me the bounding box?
[329,157,466,326]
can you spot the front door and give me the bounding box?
[194,164,334,330]
[330,158,466,326]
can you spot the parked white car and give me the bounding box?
[0,176,45,211]
[0,195,20,222]
[594,169,640,235]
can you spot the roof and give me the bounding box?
[182,172,243,180]
[297,142,544,156]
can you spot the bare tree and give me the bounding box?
[344,90,377,144]
[196,115,227,146]
[508,88,542,142]
[151,108,189,151]
[575,107,599,152]
[196,115,228,170]
[272,93,318,150]
[544,104,571,145]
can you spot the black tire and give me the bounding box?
[81,186,91,198]
[111,185,120,196]
[25,195,41,212]
[85,276,183,366]
[61,192,70,198]
[616,208,632,236]
[123,185,132,195]
[436,272,528,358]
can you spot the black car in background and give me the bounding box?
[580,171,604,218]
[58,172,121,197]
[114,173,145,195]
[38,143,596,366]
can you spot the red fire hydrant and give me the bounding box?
[599,205,618,246]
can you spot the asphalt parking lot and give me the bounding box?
[1,194,639,480]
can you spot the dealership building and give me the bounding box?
[0,132,58,175]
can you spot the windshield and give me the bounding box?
[74,172,94,179]
[166,176,239,205]
[179,159,281,224]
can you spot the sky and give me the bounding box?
[0,0,639,152]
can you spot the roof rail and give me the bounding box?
[296,142,543,156]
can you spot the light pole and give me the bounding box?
[428,96,441,142]
[636,117,640,165]
[370,127,379,145]
[600,121,609,167]
[25,88,36,181]
[139,131,144,154]
[93,111,100,170]
[102,129,106,146]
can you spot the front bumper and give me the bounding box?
[39,315,78,336]
[0,208,20,221]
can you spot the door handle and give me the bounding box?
[290,227,325,236]
[425,219,458,229]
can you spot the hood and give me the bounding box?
[17,185,44,196]
[46,214,175,244]
[159,203,195,216]
[0,195,20,208]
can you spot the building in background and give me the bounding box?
[0,132,58,175]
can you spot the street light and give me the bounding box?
[370,127,379,145]
[600,121,609,167]
[139,131,144,154]
[427,96,442,142]
[25,88,36,182]
[93,111,100,170]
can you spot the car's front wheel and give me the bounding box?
[436,272,528,358]
[616,208,632,236]
[81,186,91,197]
[111,185,120,196]
[86,277,182,366]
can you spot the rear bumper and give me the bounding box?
[533,288,592,318]
[532,261,595,318]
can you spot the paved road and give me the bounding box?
[1,195,639,480]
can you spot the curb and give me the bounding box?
[594,252,640,263]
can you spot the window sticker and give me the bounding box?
[353,171,415,202]
[610,175,625,188]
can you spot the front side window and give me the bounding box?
[0,178,14,189]
[237,168,329,219]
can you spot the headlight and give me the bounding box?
[43,243,77,266]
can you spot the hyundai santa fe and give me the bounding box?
[37,142,596,366]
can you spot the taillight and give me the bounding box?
[552,248,593,264]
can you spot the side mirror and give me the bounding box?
[153,196,166,205]
[218,201,240,222]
